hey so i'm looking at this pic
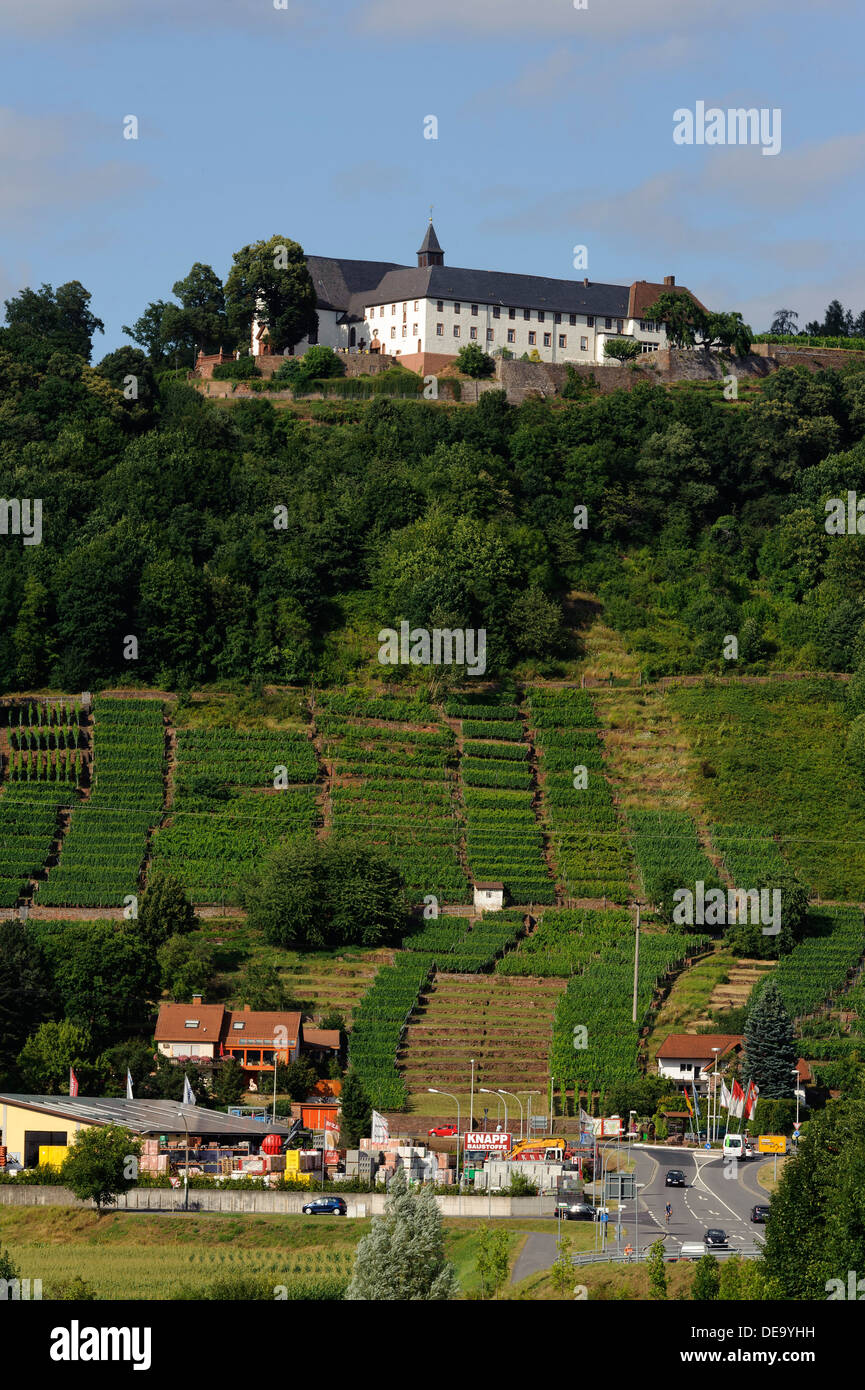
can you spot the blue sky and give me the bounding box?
[1,0,863,355]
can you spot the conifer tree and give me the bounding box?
[345,1169,458,1300]
[339,1071,372,1149]
[743,981,797,1097]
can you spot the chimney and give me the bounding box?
[192,993,202,1006]
[664,275,675,286]
[583,278,589,288]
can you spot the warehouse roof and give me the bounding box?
[0,1095,294,1137]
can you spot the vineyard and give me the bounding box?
[710,822,791,888]
[753,906,865,1022]
[36,698,164,908]
[321,692,466,903]
[528,686,631,902]
[348,954,434,1109]
[627,809,720,912]
[0,783,71,907]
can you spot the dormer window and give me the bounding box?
[233,1021,245,1031]
[185,1020,199,1028]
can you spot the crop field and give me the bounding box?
[753,906,865,1022]
[543,909,710,1090]
[0,783,71,906]
[174,726,318,788]
[627,809,720,912]
[322,697,466,903]
[35,698,165,908]
[670,679,865,899]
[527,687,631,902]
[710,822,791,887]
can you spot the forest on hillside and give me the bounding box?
[4,283,865,691]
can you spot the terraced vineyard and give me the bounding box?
[36,698,164,908]
[752,906,865,1022]
[627,809,721,913]
[528,686,631,902]
[0,783,71,907]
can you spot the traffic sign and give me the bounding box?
[757,1135,786,1154]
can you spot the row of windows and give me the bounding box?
[432,325,574,349]
[365,302,633,331]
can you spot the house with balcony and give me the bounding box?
[655,1034,743,1095]
[155,997,302,1074]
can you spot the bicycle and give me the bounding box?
[665,1204,672,1225]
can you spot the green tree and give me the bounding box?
[273,344,345,389]
[157,934,214,999]
[60,1124,141,1211]
[244,838,409,950]
[345,1168,458,1300]
[763,1099,865,1299]
[508,584,563,657]
[339,1071,372,1148]
[647,1239,668,1299]
[122,300,171,362]
[692,1252,720,1300]
[275,1057,318,1102]
[17,1019,98,1094]
[44,922,156,1043]
[0,1244,20,1283]
[225,236,318,354]
[603,337,640,361]
[475,1223,511,1298]
[726,871,810,959]
[12,577,56,688]
[718,1255,768,1300]
[138,873,197,950]
[212,1059,245,1108]
[94,346,156,411]
[642,291,708,348]
[549,1233,574,1297]
[160,262,233,363]
[455,343,496,378]
[4,280,104,360]
[743,980,797,1097]
[770,310,799,336]
[234,962,295,1011]
[0,922,56,1088]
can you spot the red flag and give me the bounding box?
[744,1081,758,1120]
[69,1068,79,1097]
[731,1080,745,1118]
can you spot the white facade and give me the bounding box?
[657,1054,714,1093]
[474,883,505,912]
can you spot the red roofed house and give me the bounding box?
[155,996,302,1074]
[656,1034,743,1095]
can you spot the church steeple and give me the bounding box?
[417,216,444,267]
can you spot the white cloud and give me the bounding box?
[697,131,865,211]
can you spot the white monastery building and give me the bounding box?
[250,221,705,369]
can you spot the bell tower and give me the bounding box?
[417,216,444,268]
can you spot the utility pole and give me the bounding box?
[632,905,640,1024]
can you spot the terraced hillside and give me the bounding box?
[399,972,566,1118]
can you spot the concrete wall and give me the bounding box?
[0,1184,554,1218]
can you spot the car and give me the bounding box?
[705,1228,729,1247]
[750,1204,771,1224]
[302,1197,347,1216]
[428,1124,458,1137]
[665,1169,686,1187]
[556,1200,597,1221]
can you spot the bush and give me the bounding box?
[455,344,495,379]
[212,356,261,380]
[603,338,640,361]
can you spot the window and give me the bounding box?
[471,304,478,316]
[412,323,418,335]
[401,324,407,337]
[391,304,396,314]
[605,317,612,329]
[453,325,461,338]
[414,300,419,310]
[569,313,576,325]
[523,308,530,320]
[436,299,444,312]
[390,326,396,339]
[543,332,552,347]
[509,307,516,320]
[580,336,588,351]
[538,311,545,323]
[470,326,478,339]
[486,328,494,341]
[554,312,562,323]
[454,302,461,314]
[493,306,500,319]
[184,1020,199,1029]
[559,334,566,348]
[617,319,623,333]
[436,323,444,336]
[507,328,516,343]
[528,331,536,345]
[587,315,594,328]
[403,303,407,312]
[380,306,385,317]
[233,1021,245,1031]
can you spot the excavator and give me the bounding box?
[509,1136,574,1161]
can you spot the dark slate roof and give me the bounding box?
[361,265,631,317]
[306,256,402,313]
[417,220,443,255]
[0,1094,294,1137]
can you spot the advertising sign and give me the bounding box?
[757,1135,786,1154]
[463,1132,512,1153]
[594,1117,623,1137]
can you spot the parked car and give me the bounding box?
[705,1228,729,1247]
[302,1197,347,1216]
[556,1200,597,1221]
[750,1204,771,1224]
[665,1169,686,1187]
[428,1125,457,1137]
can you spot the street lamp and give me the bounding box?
[479,1088,504,1130]
[470,1058,476,1132]
[711,1048,721,1144]
[520,1091,540,1141]
[428,1089,461,1183]
[176,1110,190,1211]
[498,1089,523,1141]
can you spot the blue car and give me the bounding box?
[302,1196,347,1216]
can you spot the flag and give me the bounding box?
[69,1068,78,1098]
[720,1081,732,1111]
[744,1080,759,1120]
[126,1069,134,1101]
[691,1084,702,1128]
[182,1073,196,1107]
[371,1110,389,1143]
[730,1080,745,1118]
[683,1088,694,1117]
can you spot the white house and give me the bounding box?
[250,221,704,367]
[474,880,505,912]
[656,1034,742,1095]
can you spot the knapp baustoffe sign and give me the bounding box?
[463,1133,512,1153]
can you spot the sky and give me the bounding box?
[1,0,862,355]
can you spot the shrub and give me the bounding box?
[455,344,495,379]
[603,338,640,361]
[212,356,261,380]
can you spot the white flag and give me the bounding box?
[182,1073,196,1107]
[720,1081,732,1111]
[126,1069,134,1100]
[371,1110,389,1143]
[579,1107,592,1132]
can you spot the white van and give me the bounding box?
[722,1134,749,1159]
